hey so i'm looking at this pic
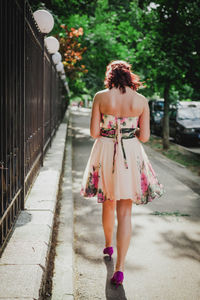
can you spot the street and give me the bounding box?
[70,108,200,300]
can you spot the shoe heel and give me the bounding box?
[103,246,113,260]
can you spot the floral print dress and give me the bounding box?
[80,113,164,204]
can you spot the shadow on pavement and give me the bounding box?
[158,230,200,263]
[103,256,127,300]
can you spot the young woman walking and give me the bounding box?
[81,60,164,287]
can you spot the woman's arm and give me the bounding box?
[90,93,101,139]
[137,98,150,143]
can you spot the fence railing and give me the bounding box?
[0,0,69,254]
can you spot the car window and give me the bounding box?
[177,107,200,120]
[154,102,164,111]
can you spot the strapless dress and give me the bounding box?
[80,113,164,204]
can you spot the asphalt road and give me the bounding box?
[71,108,200,300]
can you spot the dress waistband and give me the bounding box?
[100,127,137,173]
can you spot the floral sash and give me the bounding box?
[100,127,137,173]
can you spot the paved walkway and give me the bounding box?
[71,108,200,300]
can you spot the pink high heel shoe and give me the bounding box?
[103,246,113,260]
[110,271,124,288]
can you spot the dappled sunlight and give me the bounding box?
[73,126,90,137]
[73,178,83,190]
[70,107,91,114]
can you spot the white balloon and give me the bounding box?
[56,62,64,72]
[45,36,59,54]
[52,52,62,64]
[61,75,66,80]
[33,10,54,34]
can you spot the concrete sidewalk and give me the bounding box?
[71,108,200,300]
[0,110,69,299]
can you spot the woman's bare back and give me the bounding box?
[97,87,145,118]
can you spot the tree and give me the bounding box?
[135,0,200,149]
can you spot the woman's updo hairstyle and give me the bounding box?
[104,60,142,94]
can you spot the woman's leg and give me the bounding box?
[115,199,133,272]
[102,199,116,247]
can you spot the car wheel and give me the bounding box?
[175,132,182,145]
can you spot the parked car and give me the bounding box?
[149,99,164,135]
[149,100,200,145]
[169,102,200,145]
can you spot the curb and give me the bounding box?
[0,110,69,299]
[173,142,200,160]
[51,109,74,299]
[151,134,200,160]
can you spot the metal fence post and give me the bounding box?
[20,0,26,210]
[40,34,45,167]
[50,61,52,147]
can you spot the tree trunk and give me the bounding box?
[162,83,170,150]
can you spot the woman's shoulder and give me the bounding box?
[133,91,149,107]
[94,88,109,97]
[93,89,109,104]
[134,90,147,100]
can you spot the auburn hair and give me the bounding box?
[104,60,142,94]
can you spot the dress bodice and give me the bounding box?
[100,113,140,173]
[100,113,139,129]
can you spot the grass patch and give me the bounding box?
[151,210,190,217]
[146,136,200,176]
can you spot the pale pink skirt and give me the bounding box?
[81,136,164,204]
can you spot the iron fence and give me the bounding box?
[0,0,69,254]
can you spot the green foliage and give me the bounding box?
[140,0,200,98]
[29,0,200,101]
[151,211,190,217]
